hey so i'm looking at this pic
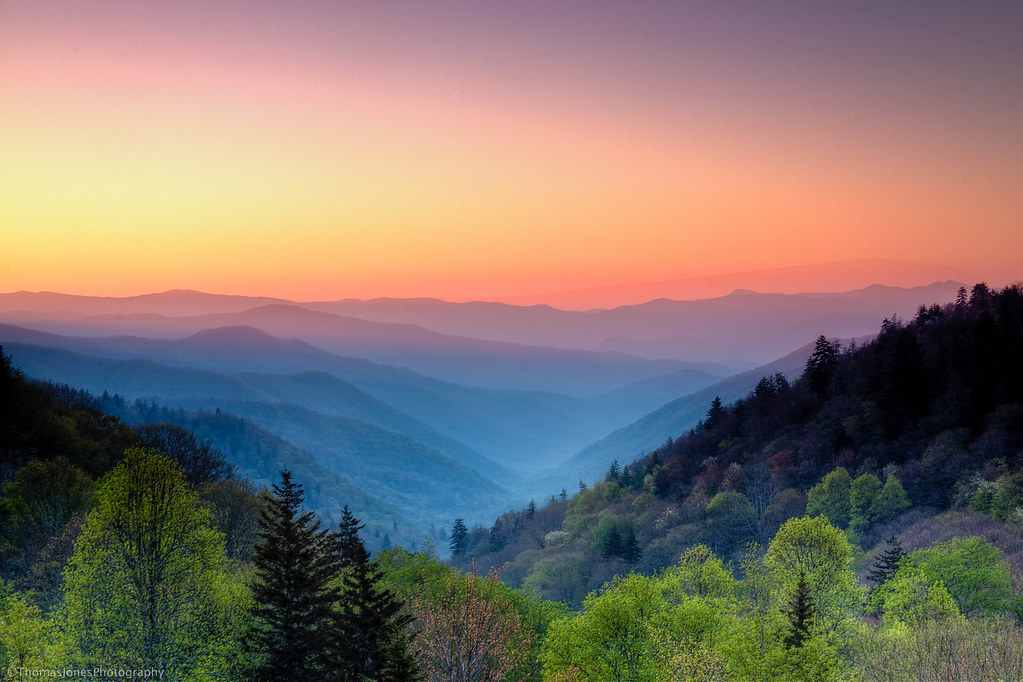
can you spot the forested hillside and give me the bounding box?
[453,284,1023,603]
[2,284,1022,680]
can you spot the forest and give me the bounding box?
[1,283,1023,680]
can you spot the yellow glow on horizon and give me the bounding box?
[2,5,1021,303]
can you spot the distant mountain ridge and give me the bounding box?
[0,280,964,371]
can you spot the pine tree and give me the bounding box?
[601,524,622,560]
[783,571,814,648]
[333,506,421,681]
[449,518,468,557]
[621,524,641,564]
[805,336,839,396]
[867,535,905,587]
[246,471,340,681]
[705,396,726,429]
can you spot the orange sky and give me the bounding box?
[2,1,1021,304]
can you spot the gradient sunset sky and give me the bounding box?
[2,1,1021,303]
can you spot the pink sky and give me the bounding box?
[2,1,1021,304]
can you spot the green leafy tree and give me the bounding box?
[903,537,1013,617]
[805,468,852,529]
[541,574,662,681]
[848,473,881,531]
[873,569,961,628]
[62,448,232,678]
[871,476,911,523]
[246,470,340,681]
[765,516,863,638]
[0,592,62,673]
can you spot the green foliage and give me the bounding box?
[1,458,94,542]
[765,516,864,639]
[541,574,663,681]
[872,475,911,524]
[0,592,62,673]
[849,473,881,531]
[62,448,233,678]
[659,545,737,600]
[805,468,852,529]
[873,569,961,628]
[902,536,1014,617]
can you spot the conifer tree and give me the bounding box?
[783,571,814,648]
[867,535,905,587]
[621,524,641,564]
[246,471,339,681]
[333,506,421,681]
[705,396,726,429]
[449,518,468,557]
[805,336,839,396]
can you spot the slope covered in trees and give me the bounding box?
[454,283,1023,602]
[2,283,1023,680]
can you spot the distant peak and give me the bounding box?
[728,288,759,296]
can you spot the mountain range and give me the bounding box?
[0,281,966,544]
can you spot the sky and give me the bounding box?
[2,0,1021,304]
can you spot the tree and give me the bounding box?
[135,423,233,485]
[805,468,852,529]
[413,563,527,682]
[871,475,911,523]
[705,396,726,430]
[805,336,839,396]
[867,536,905,588]
[0,593,60,672]
[333,505,421,681]
[765,516,863,638]
[620,525,641,565]
[450,518,469,558]
[62,448,232,678]
[541,573,661,681]
[1,457,93,576]
[848,473,882,531]
[903,537,1014,617]
[246,470,340,681]
[783,571,814,648]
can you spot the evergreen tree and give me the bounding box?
[600,524,622,560]
[621,524,641,564]
[333,506,421,682]
[449,518,468,557]
[246,471,340,681]
[867,536,905,587]
[705,396,726,429]
[526,499,536,518]
[805,336,839,396]
[489,522,507,552]
[783,571,814,648]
